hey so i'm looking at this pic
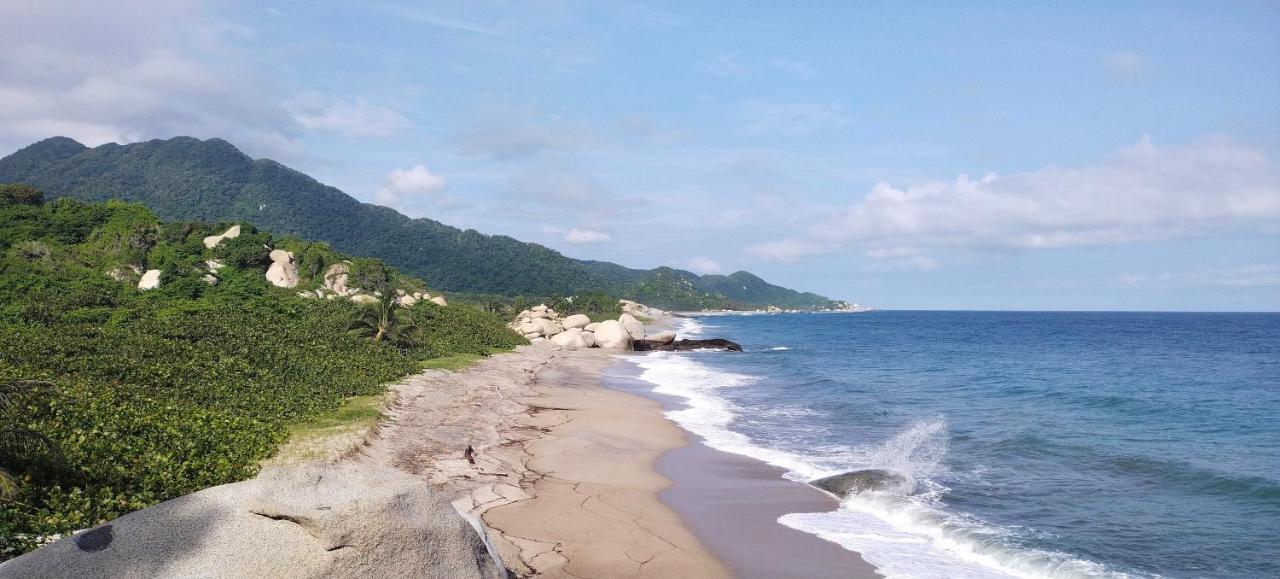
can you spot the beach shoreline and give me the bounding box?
[360,338,727,576]
[361,311,881,577]
[603,358,881,578]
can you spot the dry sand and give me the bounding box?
[355,343,728,577]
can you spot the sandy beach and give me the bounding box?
[350,314,879,577]
[357,341,727,577]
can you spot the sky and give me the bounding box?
[2,1,1278,311]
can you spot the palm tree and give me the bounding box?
[348,293,419,345]
[1,380,61,500]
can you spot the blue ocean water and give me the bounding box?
[626,311,1280,578]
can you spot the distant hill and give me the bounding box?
[0,136,840,310]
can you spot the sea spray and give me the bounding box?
[865,417,949,494]
[781,420,1129,579]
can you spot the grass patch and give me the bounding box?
[635,315,654,323]
[267,394,387,467]
[286,394,385,437]
[420,352,486,371]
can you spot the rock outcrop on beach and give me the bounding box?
[0,462,504,578]
[508,300,749,353]
[809,469,910,497]
[632,338,743,352]
[592,320,632,350]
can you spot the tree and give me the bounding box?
[0,380,61,500]
[347,293,418,345]
[0,184,44,206]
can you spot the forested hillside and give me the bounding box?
[0,137,840,310]
[0,187,523,558]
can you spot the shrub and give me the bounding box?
[0,184,44,206]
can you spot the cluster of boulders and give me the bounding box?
[508,301,676,351]
[114,225,448,308]
[294,262,447,307]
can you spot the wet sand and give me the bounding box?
[606,362,882,578]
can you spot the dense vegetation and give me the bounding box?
[0,190,523,558]
[0,136,840,310]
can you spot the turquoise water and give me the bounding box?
[626,311,1280,578]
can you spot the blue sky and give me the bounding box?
[2,1,1278,310]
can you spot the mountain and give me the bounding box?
[0,136,841,310]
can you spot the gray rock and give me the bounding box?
[619,313,645,340]
[0,462,503,579]
[202,225,241,249]
[593,320,632,350]
[646,330,677,345]
[266,250,299,289]
[137,269,162,291]
[561,314,591,330]
[809,469,910,498]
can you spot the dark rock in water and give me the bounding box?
[632,338,743,352]
[810,469,909,497]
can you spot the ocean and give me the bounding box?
[620,311,1280,578]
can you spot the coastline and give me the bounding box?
[363,311,880,577]
[358,340,727,576]
[604,360,881,578]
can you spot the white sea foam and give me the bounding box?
[628,352,1132,579]
[769,346,791,351]
[674,316,707,339]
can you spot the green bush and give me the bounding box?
[0,197,524,558]
[0,184,43,206]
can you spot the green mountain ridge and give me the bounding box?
[0,136,841,310]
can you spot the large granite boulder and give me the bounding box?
[518,321,543,337]
[593,320,632,350]
[809,469,910,498]
[430,295,448,307]
[533,318,562,337]
[561,314,591,330]
[647,330,677,345]
[0,462,503,578]
[137,269,162,291]
[619,313,645,340]
[202,225,241,249]
[323,263,350,294]
[266,250,299,289]
[549,329,589,350]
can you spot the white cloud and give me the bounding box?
[1115,264,1280,289]
[564,227,612,244]
[1103,51,1150,83]
[734,99,850,136]
[862,248,938,272]
[697,52,749,79]
[458,115,595,160]
[286,94,410,137]
[687,256,723,274]
[769,57,818,79]
[0,1,303,160]
[751,136,1280,261]
[374,165,457,215]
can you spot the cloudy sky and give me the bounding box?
[2,1,1278,310]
